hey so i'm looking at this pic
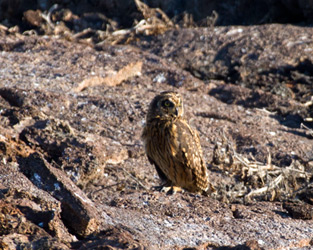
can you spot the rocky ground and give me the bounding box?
[0,1,313,250]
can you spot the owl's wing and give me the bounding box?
[175,119,208,191]
[176,120,204,168]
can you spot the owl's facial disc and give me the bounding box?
[159,98,182,118]
[147,91,184,122]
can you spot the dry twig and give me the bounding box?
[301,123,313,137]
[41,4,59,29]
[106,0,175,44]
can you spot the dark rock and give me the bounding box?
[283,200,313,220]
[17,152,100,237]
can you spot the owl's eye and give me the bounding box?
[163,100,174,107]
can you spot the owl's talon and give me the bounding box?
[160,186,172,193]
[151,185,184,194]
[162,186,184,194]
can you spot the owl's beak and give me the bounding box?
[174,107,179,116]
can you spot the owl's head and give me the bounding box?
[147,91,184,121]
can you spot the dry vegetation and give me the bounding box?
[212,130,312,203]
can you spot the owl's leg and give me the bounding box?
[161,185,184,194]
[152,182,184,194]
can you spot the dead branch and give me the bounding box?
[301,123,313,137]
[41,4,59,29]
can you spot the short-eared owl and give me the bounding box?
[142,91,210,193]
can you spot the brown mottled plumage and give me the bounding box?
[141,91,210,193]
